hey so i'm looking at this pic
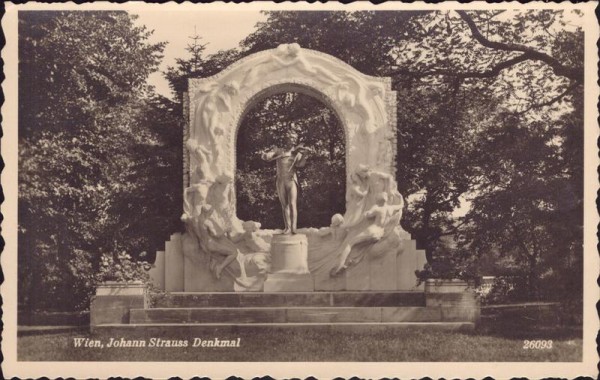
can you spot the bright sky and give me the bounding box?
[133,10,267,99]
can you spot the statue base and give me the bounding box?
[264,233,314,292]
[263,272,314,292]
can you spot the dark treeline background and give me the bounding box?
[19,10,583,318]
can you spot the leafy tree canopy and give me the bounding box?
[19,11,181,311]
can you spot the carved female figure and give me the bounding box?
[318,213,347,242]
[191,81,239,180]
[231,221,270,253]
[342,165,371,228]
[241,43,342,89]
[331,192,404,276]
[205,173,239,233]
[200,204,240,279]
[364,169,403,210]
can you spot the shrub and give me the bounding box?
[95,251,150,284]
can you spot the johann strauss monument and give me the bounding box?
[148,43,427,293]
[91,44,478,332]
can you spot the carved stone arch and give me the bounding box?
[186,44,397,220]
[231,81,351,182]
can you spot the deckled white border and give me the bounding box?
[2,1,598,378]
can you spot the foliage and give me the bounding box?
[415,252,481,286]
[18,11,182,312]
[455,100,583,301]
[95,251,150,284]
[163,32,241,103]
[478,276,530,305]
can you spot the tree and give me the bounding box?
[18,11,181,311]
[242,10,584,303]
[164,9,584,306]
[163,31,208,103]
[164,32,242,102]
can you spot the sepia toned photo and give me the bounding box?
[3,1,598,378]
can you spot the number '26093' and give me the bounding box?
[523,340,553,349]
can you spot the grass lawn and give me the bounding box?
[18,325,582,362]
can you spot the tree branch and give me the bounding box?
[511,222,535,260]
[516,80,580,115]
[433,218,470,239]
[392,53,537,80]
[456,10,583,81]
[392,12,583,83]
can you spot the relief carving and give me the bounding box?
[182,44,401,290]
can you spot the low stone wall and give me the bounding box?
[480,302,562,326]
[18,311,90,326]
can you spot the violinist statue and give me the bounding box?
[261,136,312,234]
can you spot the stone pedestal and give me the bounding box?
[264,234,314,292]
[90,282,147,333]
[425,279,480,323]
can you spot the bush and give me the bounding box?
[415,258,481,287]
[95,251,150,284]
[478,275,529,305]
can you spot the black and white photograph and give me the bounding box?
[3,1,599,378]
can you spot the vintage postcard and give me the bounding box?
[2,1,598,378]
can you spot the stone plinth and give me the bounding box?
[269,234,309,274]
[90,282,147,333]
[425,279,480,323]
[164,233,184,292]
[264,234,314,291]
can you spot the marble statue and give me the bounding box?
[261,138,311,234]
[342,165,371,228]
[331,192,404,276]
[232,221,270,254]
[198,205,240,279]
[339,73,385,136]
[231,221,271,282]
[342,164,403,228]
[317,213,347,242]
[186,138,212,181]
[205,173,241,234]
[156,44,415,293]
[190,81,239,181]
[183,180,211,220]
[241,43,342,89]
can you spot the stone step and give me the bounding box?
[92,321,475,335]
[154,291,426,308]
[130,306,477,324]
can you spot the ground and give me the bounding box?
[18,325,582,362]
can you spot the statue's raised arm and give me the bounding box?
[261,148,283,162]
[261,137,310,234]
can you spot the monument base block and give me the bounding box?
[263,272,314,292]
[270,234,309,273]
[264,233,314,291]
